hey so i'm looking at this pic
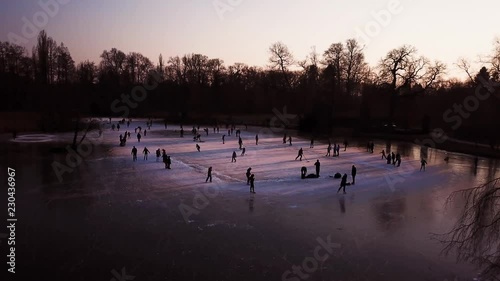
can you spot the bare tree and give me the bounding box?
[268,41,294,88]
[343,39,368,96]
[323,42,344,91]
[457,57,476,84]
[434,178,500,281]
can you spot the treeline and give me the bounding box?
[1,31,499,140]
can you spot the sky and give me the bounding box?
[0,0,498,79]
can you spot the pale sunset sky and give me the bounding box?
[1,0,498,79]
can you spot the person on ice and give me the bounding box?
[249,174,255,193]
[380,149,386,159]
[255,134,259,145]
[310,138,314,148]
[396,153,401,167]
[351,165,357,185]
[137,132,142,142]
[246,167,252,184]
[222,134,225,144]
[326,144,332,156]
[241,147,246,156]
[156,148,161,162]
[144,129,147,137]
[314,160,321,177]
[238,137,243,150]
[143,147,150,160]
[117,124,120,131]
[196,144,201,152]
[232,151,237,162]
[301,166,307,179]
[387,153,392,164]
[283,134,287,144]
[337,173,348,194]
[162,151,168,169]
[343,140,348,151]
[295,148,304,161]
[391,152,396,165]
[166,156,172,169]
[288,136,292,146]
[206,167,212,183]
[420,159,427,171]
[131,146,138,162]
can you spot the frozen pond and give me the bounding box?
[1,119,499,281]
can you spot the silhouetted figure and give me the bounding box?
[205,128,209,136]
[180,128,184,137]
[343,140,348,151]
[249,174,255,193]
[314,160,320,177]
[255,134,259,145]
[206,167,212,182]
[143,147,150,160]
[137,133,141,142]
[288,136,292,146]
[166,156,171,169]
[127,132,131,139]
[336,144,341,156]
[239,137,243,149]
[396,153,401,167]
[217,127,219,133]
[222,134,225,144]
[295,148,304,161]
[127,121,130,128]
[131,146,138,161]
[310,138,314,148]
[391,152,396,164]
[351,165,357,185]
[156,148,161,162]
[301,166,307,179]
[370,142,374,153]
[117,124,120,131]
[326,144,332,156]
[232,151,237,162]
[283,134,287,144]
[162,151,168,169]
[144,129,147,136]
[337,173,348,194]
[387,154,392,164]
[246,167,252,185]
[381,149,386,159]
[196,144,201,152]
[241,147,246,156]
[420,159,427,171]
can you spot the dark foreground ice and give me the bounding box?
[1,119,499,281]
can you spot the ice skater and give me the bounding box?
[380,149,386,159]
[310,138,314,148]
[239,137,243,150]
[351,165,357,185]
[131,146,138,161]
[343,140,348,151]
[232,151,237,162]
[222,134,225,144]
[301,166,307,179]
[255,134,259,145]
[420,158,427,171]
[249,174,255,193]
[288,136,292,146]
[206,167,212,182]
[326,144,332,156]
[241,147,246,156]
[295,148,304,161]
[196,144,201,152]
[283,134,287,144]
[337,173,348,194]
[246,167,252,185]
[391,152,396,165]
[396,153,401,167]
[156,148,161,162]
[143,129,147,137]
[143,147,150,160]
[137,132,142,142]
[314,160,321,177]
